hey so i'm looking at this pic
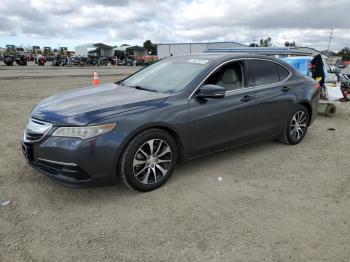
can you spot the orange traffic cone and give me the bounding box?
[92,70,100,86]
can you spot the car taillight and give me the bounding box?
[313,82,320,89]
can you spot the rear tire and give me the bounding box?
[278,105,309,145]
[325,104,336,117]
[120,129,177,192]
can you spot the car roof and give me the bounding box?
[164,53,297,75]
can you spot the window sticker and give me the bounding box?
[187,59,209,64]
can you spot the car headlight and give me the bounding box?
[52,123,116,140]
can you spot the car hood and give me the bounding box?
[31,83,169,126]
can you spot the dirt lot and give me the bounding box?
[0,66,349,262]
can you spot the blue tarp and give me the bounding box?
[282,57,312,76]
[283,56,328,80]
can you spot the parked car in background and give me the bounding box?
[22,54,319,191]
[338,72,350,87]
[341,67,350,79]
[337,72,350,101]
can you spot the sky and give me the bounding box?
[0,0,349,51]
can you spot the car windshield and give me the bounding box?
[122,58,209,93]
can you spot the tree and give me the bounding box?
[249,43,259,47]
[259,37,272,47]
[143,40,157,55]
[285,41,296,47]
[337,47,350,60]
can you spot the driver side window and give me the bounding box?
[204,61,245,91]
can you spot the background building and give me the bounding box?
[75,43,114,57]
[157,41,247,58]
[114,45,147,57]
[75,43,147,58]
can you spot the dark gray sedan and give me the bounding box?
[22,54,319,191]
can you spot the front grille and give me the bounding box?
[37,159,90,181]
[25,130,44,141]
[24,118,52,143]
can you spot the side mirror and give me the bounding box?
[197,84,225,99]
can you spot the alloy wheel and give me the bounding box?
[290,110,307,140]
[133,139,172,184]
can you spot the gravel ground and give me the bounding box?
[0,67,349,262]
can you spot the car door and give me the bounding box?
[247,59,294,137]
[188,59,260,156]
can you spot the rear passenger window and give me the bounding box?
[276,64,290,81]
[250,60,280,86]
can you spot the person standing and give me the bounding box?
[310,54,326,99]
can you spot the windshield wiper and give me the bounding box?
[128,85,159,93]
[115,80,124,86]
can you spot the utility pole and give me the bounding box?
[327,28,334,52]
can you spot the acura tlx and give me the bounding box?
[22,54,319,192]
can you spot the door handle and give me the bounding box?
[281,86,290,92]
[240,95,254,102]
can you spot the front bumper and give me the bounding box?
[21,131,125,188]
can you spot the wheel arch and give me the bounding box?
[150,125,184,162]
[299,101,312,124]
[117,123,185,173]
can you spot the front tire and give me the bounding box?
[278,105,309,145]
[120,129,177,192]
